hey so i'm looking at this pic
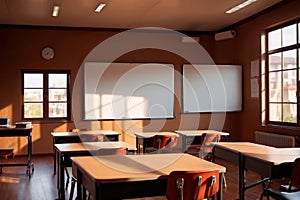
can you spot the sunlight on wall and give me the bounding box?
[52,123,69,132]
[0,104,13,122]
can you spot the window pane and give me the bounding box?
[283,104,297,123]
[49,89,67,101]
[268,29,281,50]
[49,103,67,118]
[49,74,67,88]
[283,50,296,69]
[283,70,297,102]
[24,103,43,118]
[282,24,296,47]
[24,89,43,102]
[269,103,282,121]
[269,53,281,71]
[269,71,282,102]
[24,73,43,88]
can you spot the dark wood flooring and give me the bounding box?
[0,155,285,200]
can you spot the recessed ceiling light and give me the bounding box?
[225,0,257,14]
[95,3,106,13]
[52,5,60,17]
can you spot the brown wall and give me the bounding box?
[214,0,300,142]
[0,0,300,154]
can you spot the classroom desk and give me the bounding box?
[213,142,300,200]
[54,141,136,200]
[51,130,120,174]
[175,130,230,152]
[134,131,179,154]
[0,126,33,175]
[72,153,226,200]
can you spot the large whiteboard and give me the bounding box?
[182,64,242,112]
[84,62,174,120]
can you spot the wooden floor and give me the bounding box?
[0,155,284,200]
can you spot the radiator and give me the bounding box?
[255,131,295,147]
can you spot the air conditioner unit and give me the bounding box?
[214,30,236,41]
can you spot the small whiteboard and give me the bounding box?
[182,64,242,112]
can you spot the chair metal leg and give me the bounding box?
[69,176,76,200]
[65,167,70,188]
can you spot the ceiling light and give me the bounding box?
[52,5,60,17]
[95,3,106,13]
[225,0,257,14]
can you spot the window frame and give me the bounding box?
[265,18,300,127]
[22,70,71,122]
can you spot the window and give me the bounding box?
[265,19,300,127]
[22,70,70,121]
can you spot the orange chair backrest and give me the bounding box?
[95,147,127,156]
[166,170,220,200]
[153,135,177,149]
[200,133,221,153]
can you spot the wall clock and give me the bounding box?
[41,47,55,60]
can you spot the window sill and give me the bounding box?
[22,119,73,124]
[262,124,300,131]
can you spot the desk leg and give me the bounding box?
[181,135,187,152]
[136,137,140,154]
[239,153,245,200]
[217,173,224,200]
[137,137,145,154]
[53,138,56,174]
[26,134,34,175]
[77,168,82,200]
[58,153,65,200]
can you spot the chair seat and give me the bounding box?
[280,184,300,192]
[0,147,14,158]
[265,188,300,200]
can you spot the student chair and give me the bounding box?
[263,189,300,200]
[186,133,221,161]
[186,133,227,189]
[0,147,14,173]
[264,157,300,200]
[166,170,220,200]
[145,135,178,154]
[69,147,127,200]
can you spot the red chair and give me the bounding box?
[166,170,219,200]
[186,133,221,161]
[95,147,127,156]
[145,134,178,154]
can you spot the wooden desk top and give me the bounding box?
[215,142,276,153]
[51,130,120,137]
[134,131,179,138]
[215,142,300,165]
[72,153,226,183]
[175,130,229,136]
[55,141,136,152]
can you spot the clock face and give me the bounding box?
[41,47,54,60]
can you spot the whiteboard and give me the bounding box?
[182,64,242,112]
[84,62,174,120]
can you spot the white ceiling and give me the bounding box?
[0,0,283,32]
